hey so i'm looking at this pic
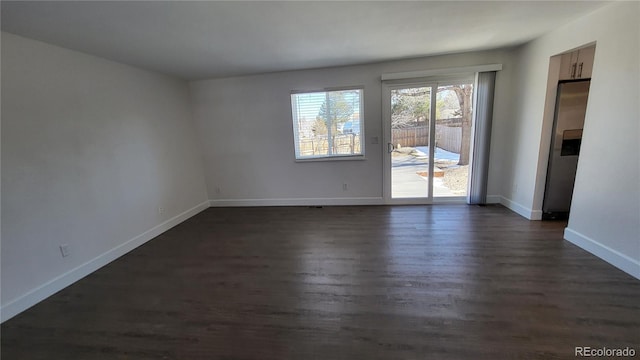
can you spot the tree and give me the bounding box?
[391,88,448,129]
[391,88,430,128]
[389,85,473,165]
[317,92,355,154]
[318,92,354,126]
[450,84,473,166]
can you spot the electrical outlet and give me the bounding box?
[158,207,165,215]
[59,244,70,258]
[215,187,221,194]
[343,183,348,191]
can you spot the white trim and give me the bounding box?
[564,228,640,280]
[432,197,467,204]
[210,197,384,207]
[500,196,542,220]
[295,155,366,162]
[210,196,495,207]
[383,198,432,205]
[381,64,503,81]
[381,83,394,202]
[0,200,210,323]
[382,81,439,204]
[291,85,364,94]
[291,88,365,160]
[530,209,543,221]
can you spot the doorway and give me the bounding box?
[538,44,595,220]
[383,78,474,204]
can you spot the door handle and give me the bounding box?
[578,62,584,78]
[571,63,577,79]
[387,142,395,153]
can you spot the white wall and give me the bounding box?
[504,2,639,277]
[190,50,515,206]
[1,32,209,320]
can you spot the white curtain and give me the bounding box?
[468,71,496,204]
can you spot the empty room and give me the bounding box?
[1,1,639,359]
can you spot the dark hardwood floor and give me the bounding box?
[2,205,639,359]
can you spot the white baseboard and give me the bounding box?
[500,196,542,220]
[564,227,640,280]
[486,195,502,204]
[211,196,500,207]
[210,197,384,207]
[431,197,467,204]
[530,209,543,220]
[0,200,210,323]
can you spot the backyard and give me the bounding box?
[391,146,468,198]
[390,83,473,199]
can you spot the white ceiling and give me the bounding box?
[1,1,609,80]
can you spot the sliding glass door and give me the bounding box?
[383,78,474,204]
[388,85,433,199]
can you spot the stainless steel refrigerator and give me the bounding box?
[542,80,590,220]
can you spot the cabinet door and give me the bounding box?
[559,52,575,80]
[576,46,595,79]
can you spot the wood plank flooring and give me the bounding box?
[2,205,639,359]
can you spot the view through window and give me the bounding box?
[291,88,363,160]
[390,82,473,198]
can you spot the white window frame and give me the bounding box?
[290,87,365,161]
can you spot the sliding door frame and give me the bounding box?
[382,81,436,204]
[382,75,476,205]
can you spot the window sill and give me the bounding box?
[295,155,366,163]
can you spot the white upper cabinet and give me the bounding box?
[559,53,575,80]
[576,46,595,79]
[558,45,596,80]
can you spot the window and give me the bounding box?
[291,88,364,160]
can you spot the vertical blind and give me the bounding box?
[468,71,497,204]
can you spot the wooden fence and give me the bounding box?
[298,125,461,156]
[298,134,361,156]
[392,124,462,153]
[436,125,462,153]
[392,126,429,148]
